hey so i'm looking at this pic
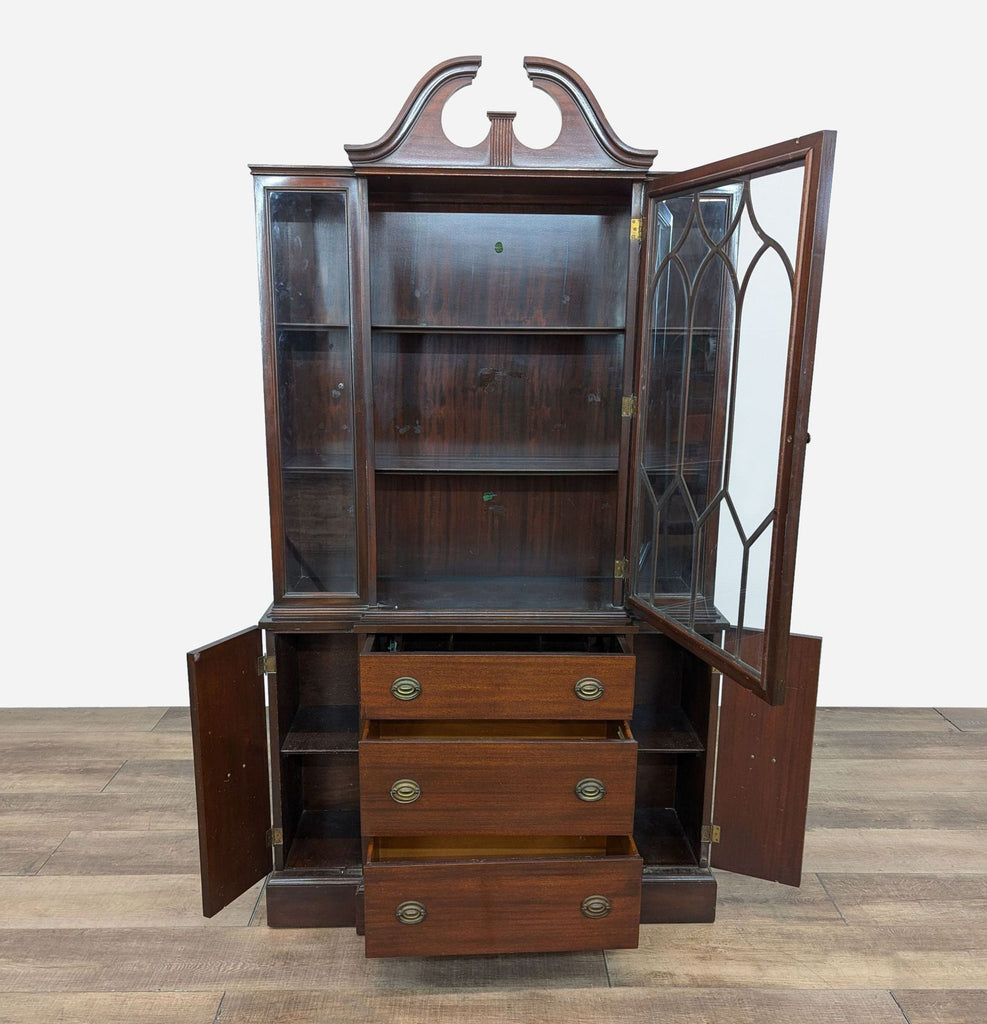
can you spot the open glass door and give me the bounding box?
[629,132,835,703]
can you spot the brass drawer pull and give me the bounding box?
[396,900,427,925]
[575,777,606,802]
[391,676,421,701]
[390,779,421,804]
[581,895,612,919]
[574,677,605,701]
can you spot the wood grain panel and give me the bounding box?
[0,708,168,733]
[369,210,628,329]
[813,708,958,733]
[360,729,636,835]
[819,873,987,926]
[375,473,618,581]
[360,650,635,720]
[372,333,624,466]
[211,988,907,1024]
[363,848,641,957]
[0,875,262,928]
[607,923,987,988]
[37,829,199,875]
[187,628,271,917]
[806,790,987,829]
[713,635,820,885]
[891,989,987,1023]
[803,828,987,873]
[0,992,223,1024]
[936,708,987,731]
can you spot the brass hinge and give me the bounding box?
[266,827,283,848]
[629,217,642,241]
[702,824,721,844]
[621,395,637,418]
[614,558,628,580]
[258,655,276,676]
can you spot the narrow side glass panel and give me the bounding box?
[269,191,357,595]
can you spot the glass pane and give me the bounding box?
[635,164,805,675]
[270,192,350,325]
[270,191,357,595]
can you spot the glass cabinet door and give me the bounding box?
[256,179,366,601]
[629,133,835,703]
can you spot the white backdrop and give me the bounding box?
[2,1,982,707]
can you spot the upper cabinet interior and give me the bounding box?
[251,55,834,699]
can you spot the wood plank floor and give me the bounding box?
[0,706,985,1023]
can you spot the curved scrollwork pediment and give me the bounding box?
[344,56,656,172]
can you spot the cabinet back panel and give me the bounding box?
[375,473,617,581]
[372,333,623,467]
[285,634,359,708]
[370,211,628,328]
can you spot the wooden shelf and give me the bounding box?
[634,807,700,868]
[374,455,619,474]
[283,810,362,872]
[632,707,704,753]
[282,706,359,754]
[375,576,618,613]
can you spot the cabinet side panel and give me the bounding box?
[187,627,272,916]
[712,634,820,886]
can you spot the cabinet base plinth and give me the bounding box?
[266,874,361,928]
[639,870,717,923]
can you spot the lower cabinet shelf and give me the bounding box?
[362,835,642,957]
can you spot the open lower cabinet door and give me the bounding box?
[187,626,272,916]
[712,633,821,886]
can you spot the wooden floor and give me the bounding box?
[1,707,985,1023]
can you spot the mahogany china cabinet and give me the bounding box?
[188,56,835,958]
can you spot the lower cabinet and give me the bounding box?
[188,625,819,957]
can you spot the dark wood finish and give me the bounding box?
[628,132,836,703]
[253,174,371,606]
[187,56,831,956]
[713,634,821,885]
[187,627,271,917]
[360,647,635,720]
[640,870,717,923]
[344,56,656,172]
[265,875,360,928]
[362,836,642,957]
[369,211,628,328]
[371,332,625,465]
[375,472,618,589]
[359,722,637,835]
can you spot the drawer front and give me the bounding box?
[359,735,637,835]
[360,652,635,719]
[363,849,641,957]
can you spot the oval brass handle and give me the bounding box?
[574,677,605,701]
[389,779,421,804]
[396,900,427,925]
[581,895,612,919]
[575,777,606,802]
[391,676,422,701]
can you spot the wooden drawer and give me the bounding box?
[363,835,641,957]
[359,720,637,835]
[359,635,635,720]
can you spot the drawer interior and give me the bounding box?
[363,632,630,654]
[369,834,638,862]
[363,719,632,740]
